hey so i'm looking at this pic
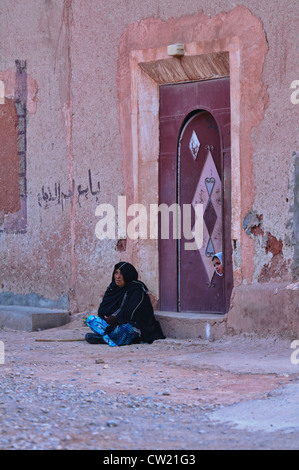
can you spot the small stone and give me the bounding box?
[95,358,105,364]
[106,420,118,427]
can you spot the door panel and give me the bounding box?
[158,154,178,312]
[159,78,232,313]
[179,111,224,312]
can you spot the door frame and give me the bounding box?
[119,45,243,307]
[118,12,269,316]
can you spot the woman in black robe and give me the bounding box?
[85,262,165,346]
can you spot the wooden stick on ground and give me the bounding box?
[35,338,85,342]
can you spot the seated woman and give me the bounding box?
[212,252,224,277]
[85,262,165,347]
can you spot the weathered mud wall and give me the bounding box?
[0,1,298,323]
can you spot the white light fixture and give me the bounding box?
[167,44,185,57]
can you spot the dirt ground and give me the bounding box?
[0,311,299,451]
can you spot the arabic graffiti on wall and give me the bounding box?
[37,169,100,210]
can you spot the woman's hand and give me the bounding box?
[104,315,118,326]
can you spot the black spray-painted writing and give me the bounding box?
[37,169,100,210]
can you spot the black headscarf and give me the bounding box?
[98,262,138,318]
[98,262,165,343]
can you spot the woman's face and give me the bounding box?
[114,269,126,288]
[213,257,223,275]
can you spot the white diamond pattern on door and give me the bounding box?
[191,145,222,283]
[189,130,200,160]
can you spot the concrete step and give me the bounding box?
[155,310,227,341]
[0,305,70,332]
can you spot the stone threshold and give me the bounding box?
[155,310,227,341]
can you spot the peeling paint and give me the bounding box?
[116,238,127,252]
[0,69,38,115]
[243,211,263,236]
[264,232,283,256]
[0,98,19,215]
[244,210,289,283]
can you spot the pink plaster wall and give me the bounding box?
[0,1,298,317]
[0,1,72,307]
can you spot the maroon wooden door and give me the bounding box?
[159,78,232,313]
